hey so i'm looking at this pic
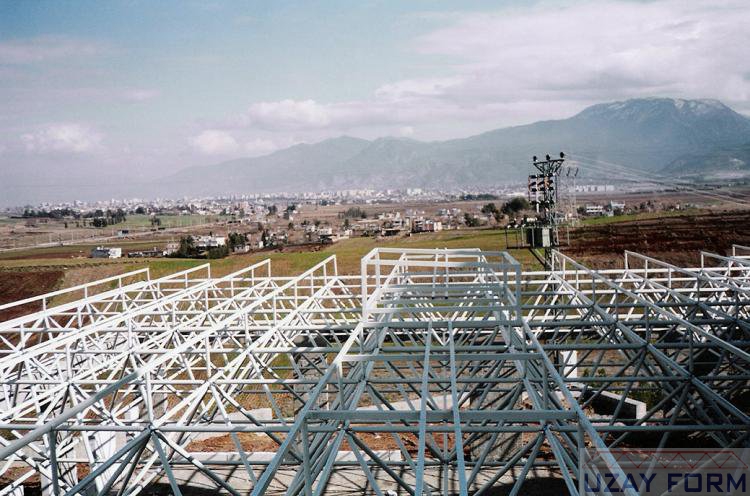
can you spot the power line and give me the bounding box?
[574,162,750,207]
[572,153,750,201]
[570,154,750,208]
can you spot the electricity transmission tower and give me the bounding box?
[527,152,565,267]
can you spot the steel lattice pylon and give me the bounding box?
[0,246,749,495]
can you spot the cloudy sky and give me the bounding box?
[1,0,749,202]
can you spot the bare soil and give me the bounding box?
[0,269,63,322]
[564,210,750,268]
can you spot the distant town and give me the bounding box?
[0,179,709,259]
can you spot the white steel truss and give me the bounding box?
[0,246,748,495]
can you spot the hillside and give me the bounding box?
[664,142,750,177]
[165,98,750,195]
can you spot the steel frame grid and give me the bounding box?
[0,246,747,496]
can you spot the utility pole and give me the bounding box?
[527,152,565,268]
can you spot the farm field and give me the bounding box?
[3,208,750,315]
[567,209,750,267]
[0,228,536,312]
[0,213,230,253]
[0,227,530,273]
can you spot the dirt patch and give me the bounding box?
[0,270,64,322]
[564,210,750,268]
[60,265,132,291]
[274,243,325,253]
[0,249,89,261]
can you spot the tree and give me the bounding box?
[463,213,480,228]
[341,207,367,219]
[501,197,530,215]
[227,232,248,251]
[174,236,196,257]
[481,203,502,222]
[207,245,229,259]
[114,208,127,223]
[481,203,498,215]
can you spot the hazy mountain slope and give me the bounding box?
[664,142,750,176]
[447,98,750,173]
[167,136,370,195]
[164,98,750,195]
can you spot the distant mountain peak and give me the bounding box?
[320,135,370,145]
[671,98,726,112]
[159,96,750,197]
[576,97,736,121]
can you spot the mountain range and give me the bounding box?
[165,97,750,196]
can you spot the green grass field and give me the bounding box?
[16,209,714,283]
[0,239,172,261]
[5,206,729,297]
[144,228,542,277]
[0,228,541,282]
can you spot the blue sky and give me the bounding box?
[1,0,749,202]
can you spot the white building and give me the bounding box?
[91,246,122,259]
[164,242,180,256]
[585,205,605,216]
[195,235,226,249]
[412,218,443,233]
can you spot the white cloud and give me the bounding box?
[374,77,463,102]
[397,126,415,137]
[246,99,332,130]
[213,0,750,144]
[190,130,239,155]
[412,0,750,111]
[0,36,106,64]
[20,123,103,153]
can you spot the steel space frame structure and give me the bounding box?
[0,246,748,496]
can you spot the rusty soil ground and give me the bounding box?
[564,209,750,268]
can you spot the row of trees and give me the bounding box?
[21,207,127,225]
[22,208,78,219]
[480,197,531,223]
[339,207,367,219]
[460,193,498,201]
[89,208,127,228]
